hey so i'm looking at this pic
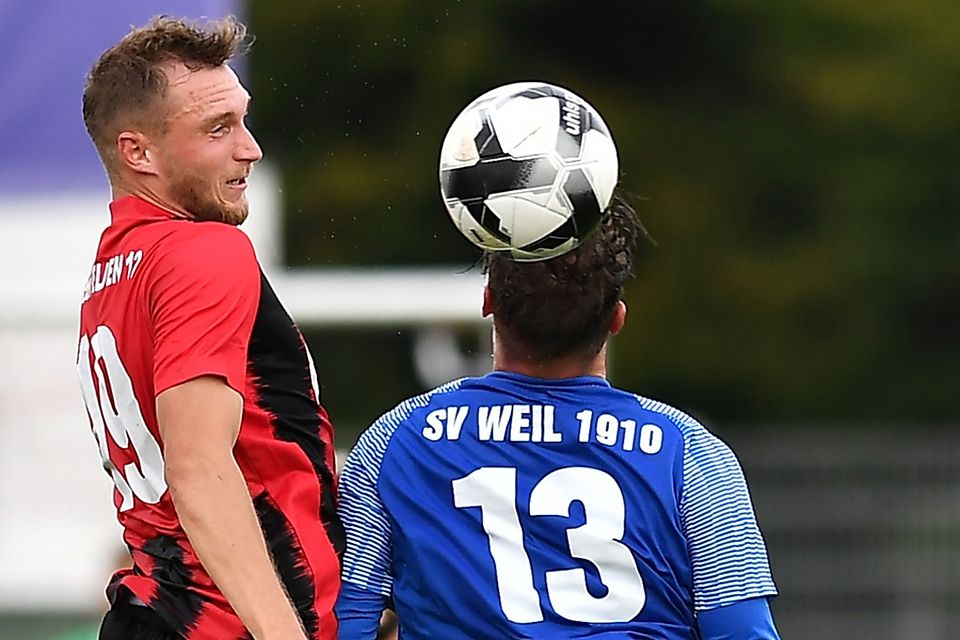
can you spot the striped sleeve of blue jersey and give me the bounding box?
[339,379,465,595]
[637,396,778,611]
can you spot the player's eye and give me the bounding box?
[211,124,231,135]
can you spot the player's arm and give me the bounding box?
[335,420,397,639]
[680,424,780,640]
[336,583,387,639]
[696,597,779,640]
[158,376,307,640]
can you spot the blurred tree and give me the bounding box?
[249,0,960,430]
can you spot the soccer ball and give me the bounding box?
[439,81,618,262]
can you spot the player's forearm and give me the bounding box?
[696,597,781,640]
[335,582,386,640]
[167,449,307,640]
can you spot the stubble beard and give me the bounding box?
[168,169,249,226]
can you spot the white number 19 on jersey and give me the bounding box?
[77,325,167,512]
[453,466,645,624]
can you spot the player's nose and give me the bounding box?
[236,124,263,163]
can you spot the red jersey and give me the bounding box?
[76,196,343,640]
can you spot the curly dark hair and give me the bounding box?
[484,191,648,361]
[82,15,251,174]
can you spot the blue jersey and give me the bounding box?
[337,372,778,639]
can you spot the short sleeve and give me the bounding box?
[339,379,464,596]
[680,425,778,610]
[339,421,396,597]
[148,225,260,396]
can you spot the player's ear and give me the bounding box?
[482,286,494,318]
[609,300,627,335]
[117,130,159,176]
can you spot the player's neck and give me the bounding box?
[492,342,608,380]
[111,179,193,220]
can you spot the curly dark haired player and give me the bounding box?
[336,194,781,639]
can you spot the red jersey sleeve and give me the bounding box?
[148,224,260,396]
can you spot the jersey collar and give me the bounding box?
[486,370,611,388]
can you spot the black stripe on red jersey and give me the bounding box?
[247,272,346,556]
[254,492,319,637]
[142,534,205,638]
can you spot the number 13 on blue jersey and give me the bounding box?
[452,466,645,624]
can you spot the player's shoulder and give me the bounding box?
[365,379,467,439]
[155,219,254,252]
[622,391,702,434]
[623,393,748,494]
[623,390,731,450]
[147,221,257,274]
[349,378,468,467]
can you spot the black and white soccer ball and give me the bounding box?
[439,82,618,262]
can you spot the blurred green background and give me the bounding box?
[248,0,959,435]
[3,2,958,639]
